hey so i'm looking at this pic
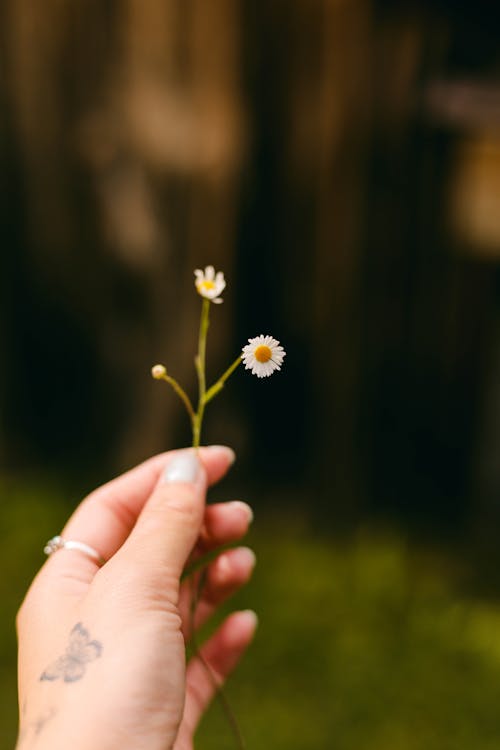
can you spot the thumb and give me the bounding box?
[120,449,206,580]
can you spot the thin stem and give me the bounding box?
[193,298,210,448]
[204,356,242,405]
[158,373,195,425]
[188,298,246,748]
[188,574,246,750]
[181,543,237,581]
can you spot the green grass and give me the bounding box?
[199,520,500,750]
[0,479,69,748]
[2,481,500,749]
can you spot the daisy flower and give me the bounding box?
[194,265,226,304]
[241,335,286,378]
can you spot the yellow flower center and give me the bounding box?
[199,280,216,292]
[254,345,272,363]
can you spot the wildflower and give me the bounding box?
[151,364,167,379]
[241,335,286,378]
[194,265,226,304]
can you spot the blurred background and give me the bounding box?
[3,0,500,747]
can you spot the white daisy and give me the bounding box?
[241,335,286,378]
[194,265,226,304]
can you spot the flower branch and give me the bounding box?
[204,356,243,405]
[151,264,286,750]
[193,297,211,447]
[152,268,286,447]
[151,365,195,425]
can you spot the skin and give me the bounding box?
[16,446,256,750]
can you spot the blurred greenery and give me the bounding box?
[0,480,69,748]
[3,481,500,749]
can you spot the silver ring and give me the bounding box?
[44,536,105,566]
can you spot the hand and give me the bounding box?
[16,446,257,750]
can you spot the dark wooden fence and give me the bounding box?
[2,0,500,529]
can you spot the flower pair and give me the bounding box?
[194,266,286,378]
[153,264,286,447]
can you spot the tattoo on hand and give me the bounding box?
[40,623,102,683]
[17,707,57,747]
[33,707,57,736]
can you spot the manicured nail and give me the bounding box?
[162,451,201,484]
[217,547,256,580]
[232,546,256,569]
[229,500,254,524]
[205,445,236,465]
[238,609,259,629]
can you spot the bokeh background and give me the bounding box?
[3,0,500,747]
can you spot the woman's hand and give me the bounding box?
[16,446,256,750]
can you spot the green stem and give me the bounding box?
[193,298,210,448]
[188,573,246,750]
[188,299,246,748]
[204,356,242,405]
[158,373,195,426]
[181,543,237,581]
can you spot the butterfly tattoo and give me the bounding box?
[40,623,103,683]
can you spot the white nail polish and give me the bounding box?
[205,445,236,464]
[229,501,254,524]
[162,451,200,484]
[238,609,259,629]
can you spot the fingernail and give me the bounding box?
[229,501,254,524]
[238,609,259,629]
[232,546,257,569]
[205,445,236,465]
[162,450,201,484]
[217,547,256,581]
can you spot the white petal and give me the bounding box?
[205,265,215,280]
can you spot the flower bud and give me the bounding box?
[151,364,167,379]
